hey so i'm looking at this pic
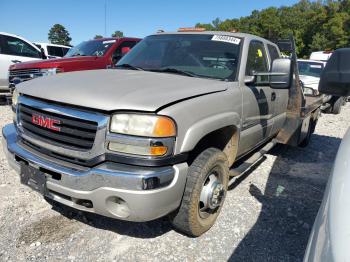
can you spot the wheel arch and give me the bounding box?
[179,112,241,166]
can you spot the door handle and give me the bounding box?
[271,92,276,101]
[11,60,22,64]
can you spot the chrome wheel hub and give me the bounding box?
[200,173,225,214]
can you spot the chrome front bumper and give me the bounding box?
[2,124,188,222]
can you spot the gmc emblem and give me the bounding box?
[31,114,61,132]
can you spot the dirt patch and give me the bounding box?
[18,215,80,245]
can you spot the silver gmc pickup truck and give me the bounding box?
[2,31,323,236]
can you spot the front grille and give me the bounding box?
[9,69,41,82]
[18,104,98,150]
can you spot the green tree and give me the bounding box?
[195,0,350,57]
[48,24,72,45]
[111,31,124,37]
[310,33,329,50]
[94,35,103,39]
[195,23,216,31]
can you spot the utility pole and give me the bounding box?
[104,0,107,37]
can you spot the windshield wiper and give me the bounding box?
[149,68,195,77]
[116,64,144,71]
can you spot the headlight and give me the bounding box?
[110,114,176,137]
[109,114,176,157]
[12,88,19,106]
[40,68,61,76]
[303,87,319,96]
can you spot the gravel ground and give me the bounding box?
[0,103,349,262]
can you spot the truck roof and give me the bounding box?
[154,31,278,47]
[34,42,71,48]
[90,37,141,42]
[298,59,327,65]
[0,31,41,52]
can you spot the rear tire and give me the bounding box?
[299,120,313,147]
[331,97,343,114]
[170,148,229,237]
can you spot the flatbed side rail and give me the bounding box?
[272,36,320,146]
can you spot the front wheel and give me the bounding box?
[170,148,229,237]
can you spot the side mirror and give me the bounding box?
[40,48,47,59]
[319,48,350,96]
[270,58,292,89]
[244,58,292,89]
[121,47,131,56]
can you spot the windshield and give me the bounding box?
[117,34,242,81]
[65,39,116,57]
[298,61,324,78]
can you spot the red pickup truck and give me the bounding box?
[8,37,141,88]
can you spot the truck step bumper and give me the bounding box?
[2,124,188,222]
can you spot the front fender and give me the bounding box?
[180,112,241,153]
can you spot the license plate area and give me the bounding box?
[20,163,47,195]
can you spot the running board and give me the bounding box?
[228,139,277,186]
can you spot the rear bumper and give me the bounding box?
[2,124,188,222]
[0,78,10,92]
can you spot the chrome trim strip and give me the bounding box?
[3,124,176,191]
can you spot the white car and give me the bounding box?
[0,32,43,92]
[310,51,333,62]
[298,59,326,93]
[34,42,70,59]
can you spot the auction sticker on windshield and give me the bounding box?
[212,35,241,45]
[103,40,116,44]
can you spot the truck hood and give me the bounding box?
[17,69,229,111]
[10,56,99,70]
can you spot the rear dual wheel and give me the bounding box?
[331,97,344,114]
[170,148,229,237]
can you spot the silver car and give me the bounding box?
[305,48,350,261]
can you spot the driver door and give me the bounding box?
[239,40,275,155]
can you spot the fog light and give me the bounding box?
[142,177,160,190]
[105,196,130,218]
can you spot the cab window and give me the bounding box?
[267,44,280,66]
[47,46,64,57]
[112,41,137,63]
[1,35,41,58]
[246,41,269,75]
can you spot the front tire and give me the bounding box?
[170,148,229,237]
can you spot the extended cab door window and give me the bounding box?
[1,35,41,58]
[267,44,280,67]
